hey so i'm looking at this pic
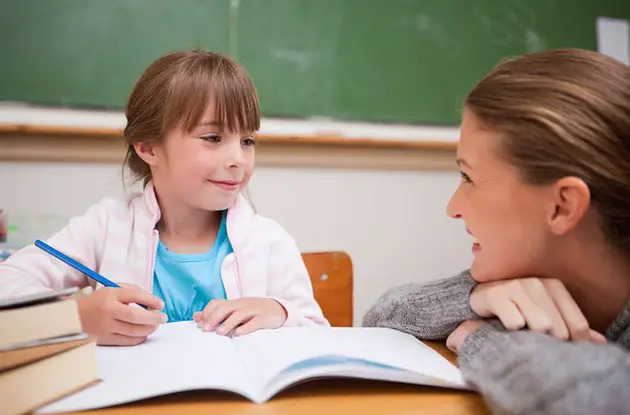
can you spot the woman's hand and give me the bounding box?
[470,278,606,342]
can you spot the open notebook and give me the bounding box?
[39,322,469,413]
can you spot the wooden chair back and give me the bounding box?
[302,251,353,327]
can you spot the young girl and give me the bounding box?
[0,50,328,346]
[365,49,629,414]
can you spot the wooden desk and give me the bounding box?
[64,343,489,415]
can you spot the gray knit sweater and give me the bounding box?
[363,271,630,415]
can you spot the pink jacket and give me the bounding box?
[0,184,328,327]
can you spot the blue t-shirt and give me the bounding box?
[152,212,232,322]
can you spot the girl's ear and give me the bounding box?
[133,141,160,166]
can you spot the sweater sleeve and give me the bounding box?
[459,324,630,415]
[362,270,479,340]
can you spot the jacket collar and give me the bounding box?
[139,181,256,251]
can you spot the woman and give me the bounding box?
[364,49,630,414]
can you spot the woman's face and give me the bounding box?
[447,109,557,282]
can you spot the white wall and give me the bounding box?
[0,161,473,325]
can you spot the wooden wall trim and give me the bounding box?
[0,125,458,171]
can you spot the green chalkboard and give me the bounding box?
[0,0,628,124]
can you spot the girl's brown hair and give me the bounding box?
[123,50,260,185]
[465,48,630,253]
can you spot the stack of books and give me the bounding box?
[0,288,98,415]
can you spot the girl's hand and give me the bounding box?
[77,285,167,346]
[470,278,606,343]
[193,298,288,337]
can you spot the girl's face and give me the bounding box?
[148,104,256,212]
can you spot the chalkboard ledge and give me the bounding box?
[0,105,458,171]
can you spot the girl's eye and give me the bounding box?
[200,134,221,143]
[242,136,257,147]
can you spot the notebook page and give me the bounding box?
[258,362,459,402]
[235,326,467,398]
[39,322,252,413]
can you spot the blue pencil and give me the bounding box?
[34,239,149,309]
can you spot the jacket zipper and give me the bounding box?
[148,229,159,293]
[224,211,241,296]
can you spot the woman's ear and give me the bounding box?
[133,141,159,166]
[547,177,591,236]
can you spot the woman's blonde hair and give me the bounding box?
[466,48,630,253]
[123,50,260,185]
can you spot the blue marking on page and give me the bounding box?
[284,355,404,372]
